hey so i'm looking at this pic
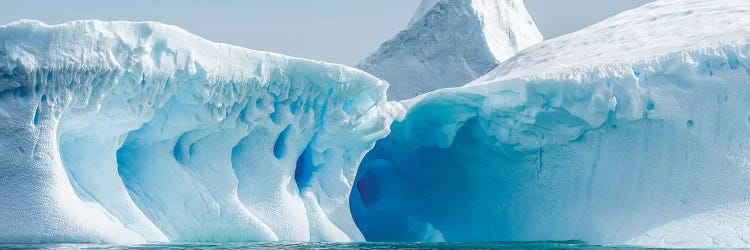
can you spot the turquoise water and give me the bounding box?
[0,241,656,249]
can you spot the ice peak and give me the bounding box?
[358,0,542,100]
[407,0,441,26]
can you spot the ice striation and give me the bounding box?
[0,20,401,243]
[352,0,750,247]
[357,0,543,100]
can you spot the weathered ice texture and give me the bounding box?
[352,0,750,247]
[0,20,401,243]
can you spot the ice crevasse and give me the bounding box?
[0,20,402,243]
[352,0,750,247]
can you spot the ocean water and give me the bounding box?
[0,241,656,250]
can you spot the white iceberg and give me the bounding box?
[0,20,401,243]
[352,0,750,247]
[357,0,543,100]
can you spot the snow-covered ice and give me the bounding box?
[2,0,750,248]
[357,0,542,100]
[352,0,750,247]
[0,20,401,243]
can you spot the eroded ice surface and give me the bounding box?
[352,0,750,247]
[0,20,401,243]
[3,0,750,248]
[357,0,543,100]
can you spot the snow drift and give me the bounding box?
[352,0,750,247]
[0,20,400,243]
[357,0,542,100]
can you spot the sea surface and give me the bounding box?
[0,241,660,249]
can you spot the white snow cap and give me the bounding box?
[358,0,542,100]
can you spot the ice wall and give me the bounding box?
[0,20,400,243]
[352,0,750,247]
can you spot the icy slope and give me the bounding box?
[352,0,750,247]
[0,20,400,243]
[357,0,542,100]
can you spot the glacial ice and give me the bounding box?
[3,0,750,248]
[352,0,750,247]
[0,20,400,243]
[357,0,543,100]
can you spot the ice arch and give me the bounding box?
[352,0,750,247]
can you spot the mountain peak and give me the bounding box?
[358,0,542,100]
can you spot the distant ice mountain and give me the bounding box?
[0,20,401,243]
[352,0,750,247]
[357,0,543,100]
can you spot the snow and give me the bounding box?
[357,0,542,100]
[3,0,750,247]
[0,20,401,243]
[352,0,750,248]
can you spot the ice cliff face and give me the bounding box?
[0,20,400,243]
[352,0,750,247]
[357,0,542,100]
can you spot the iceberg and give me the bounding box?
[2,0,750,248]
[0,20,400,243]
[352,0,750,247]
[357,0,543,100]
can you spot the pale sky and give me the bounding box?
[0,0,653,65]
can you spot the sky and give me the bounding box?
[0,0,653,66]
